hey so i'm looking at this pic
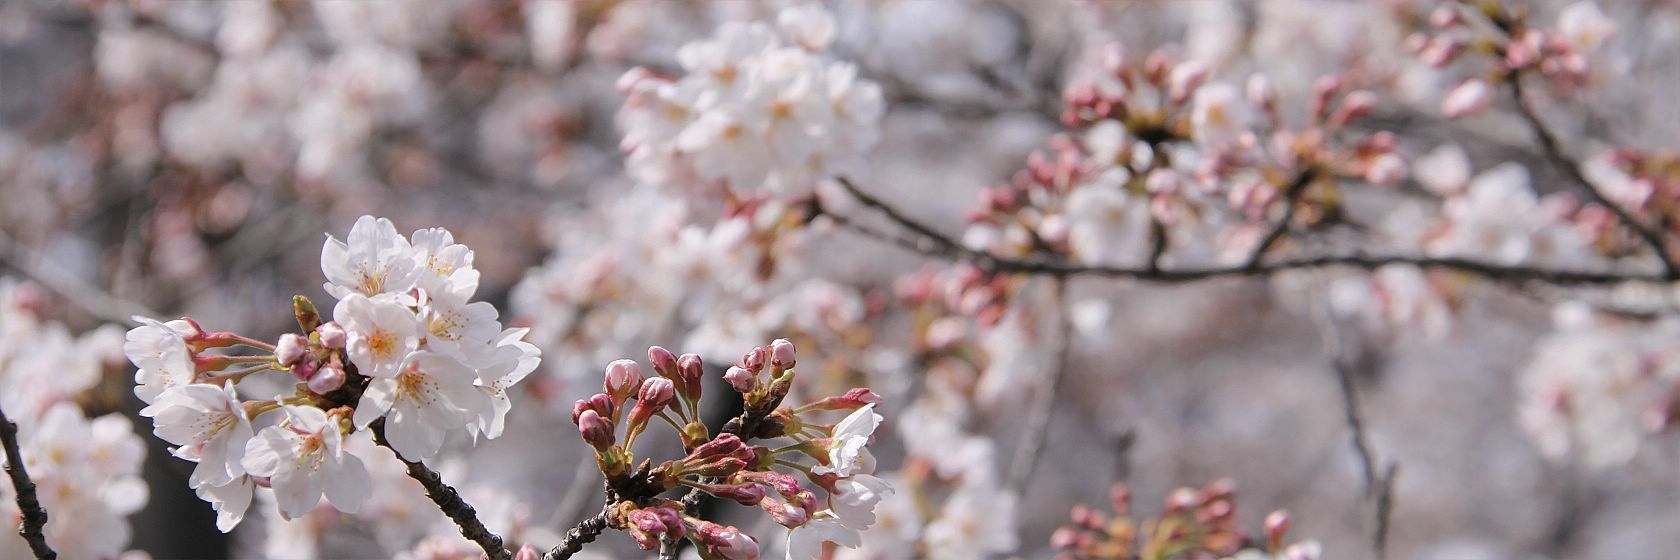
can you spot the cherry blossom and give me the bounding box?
[243,405,372,519]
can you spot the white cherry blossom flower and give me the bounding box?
[243,405,372,519]
[322,215,420,301]
[813,404,880,477]
[125,316,198,404]
[195,476,255,532]
[410,227,479,299]
[353,351,488,461]
[419,288,502,365]
[469,328,542,440]
[786,514,861,560]
[829,474,893,530]
[140,381,254,488]
[335,293,423,378]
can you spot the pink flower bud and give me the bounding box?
[514,545,539,560]
[723,366,756,393]
[638,377,675,406]
[704,482,767,506]
[803,388,884,411]
[307,365,345,394]
[648,346,678,377]
[571,393,615,424]
[760,498,809,528]
[289,359,317,382]
[1264,510,1291,550]
[1364,153,1408,186]
[1441,79,1494,118]
[577,409,615,451]
[604,359,644,402]
[628,378,676,432]
[275,333,307,367]
[695,521,760,560]
[677,353,705,400]
[315,322,347,349]
[1330,90,1378,128]
[741,347,766,373]
[683,434,754,476]
[768,338,796,369]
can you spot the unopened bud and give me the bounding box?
[723,366,756,393]
[514,545,539,560]
[760,498,809,528]
[604,359,645,403]
[1264,510,1291,550]
[577,409,615,451]
[803,388,883,411]
[1330,90,1378,128]
[628,378,676,434]
[677,353,705,401]
[768,338,796,370]
[704,482,767,506]
[1441,79,1494,119]
[572,393,615,424]
[315,322,347,349]
[648,346,678,376]
[275,334,307,367]
[695,521,760,560]
[307,365,345,394]
[293,295,321,332]
[741,347,766,373]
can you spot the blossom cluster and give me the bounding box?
[123,215,539,531]
[1412,1,1618,118]
[568,339,891,559]
[962,42,1406,271]
[619,5,883,195]
[0,280,148,559]
[1051,480,1320,560]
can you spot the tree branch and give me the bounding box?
[1505,73,1680,280]
[830,177,1667,286]
[370,420,510,560]
[543,504,611,560]
[0,404,55,559]
[1243,171,1317,270]
[1007,276,1072,492]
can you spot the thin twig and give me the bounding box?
[543,504,612,560]
[832,177,1667,286]
[1243,171,1317,270]
[1007,276,1072,492]
[370,420,510,560]
[1373,463,1398,560]
[1506,73,1680,280]
[0,404,56,559]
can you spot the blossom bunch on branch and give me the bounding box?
[123,215,539,556]
[560,339,887,560]
[1051,480,1320,560]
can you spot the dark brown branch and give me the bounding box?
[543,504,611,560]
[831,177,1667,286]
[1506,73,1680,280]
[1007,276,1072,492]
[0,404,55,559]
[1373,463,1398,560]
[370,420,510,560]
[1332,350,1378,493]
[1243,172,1317,270]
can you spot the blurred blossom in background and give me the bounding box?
[1,0,1680,559]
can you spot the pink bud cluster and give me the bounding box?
[1409,1,1616,119]
[569,339,890,558]
[1051,480,1320,560]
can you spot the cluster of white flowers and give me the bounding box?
[0,280,148,559]
[1417,151,1596,267]
[619,4,883,195]
[123,215,539,531]
[1518,303,1680,470]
